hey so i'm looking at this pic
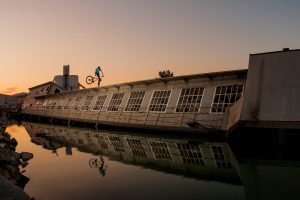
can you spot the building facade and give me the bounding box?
[22,69,247,132]
[0,93,20,110]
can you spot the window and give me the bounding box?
[94,134,108,150]
[56,98,66,110]
[177,143,205,166]
[92,95,107,111]
[50,100,57,109]
[211,84,243,113]
[107,93,124,111]
[54,88,60,94]
[109,136,126,152]
[211,145,232,168]
[41,100,48,109]
[176,87,204,112]
[73,96,83,110]
[127,138,147,158]
[149,90,171,112]
[64,97,74,110]
[125,91,145,112]
[34,100,43,109]
[149,141,172,160]
[45,99,52,109]
[81,96,94,111]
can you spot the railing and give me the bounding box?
[23,105,228,130]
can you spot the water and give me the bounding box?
[4,122,300,200]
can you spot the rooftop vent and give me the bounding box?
[282,48,290,51]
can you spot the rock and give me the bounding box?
[20,152,33,161]
[0,153,10,162]
[6,164,19,179]
[0,131,10,139]
[12,152,21,160]
[0,125,33,199]
[20,161,29,168]
[0,143,6,148]
[0,135,10,143]
[9,146,16,151]
[0,176,31,200]
[10,138,18,147]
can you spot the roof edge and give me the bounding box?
[250,49,300,56]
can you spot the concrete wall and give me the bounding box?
[241,50,300,122]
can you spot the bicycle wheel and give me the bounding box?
[89,158,99,168]
[86,76,94,84]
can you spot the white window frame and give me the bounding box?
[72,96,84,111]
[176,143,206,166]
[124,91,145,112]
[148,90,172,113]
[92,95,108,111]
[174,87,205,113]
[210,83,244,114]
[210,144,232,169]
[64,97,75,110]
[107,93,125,112]
[148,140,172,160]
[56,98,66,110]
[81,96,95,111]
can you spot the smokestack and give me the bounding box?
[63,65,70,76]
[63,65,70,90]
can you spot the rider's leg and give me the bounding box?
[96,75,101,87]
[98,77,102,87]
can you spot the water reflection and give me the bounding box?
[20,122,300,200]
[229,128,300,200]
[0,116,32,199]
[89,156,107,177]
[23,122,241,184]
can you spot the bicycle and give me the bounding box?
[86,75,104,85]
[89,157,101,168]
[89,156,108,177]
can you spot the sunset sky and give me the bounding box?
[1,0,300,94]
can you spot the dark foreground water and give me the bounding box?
[4,122,300,200]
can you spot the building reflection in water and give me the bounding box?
[23,122,241,185]
[22,122,300,200]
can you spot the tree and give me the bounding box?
[159,70,174,78]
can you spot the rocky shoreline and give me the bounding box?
[0,124,34,200]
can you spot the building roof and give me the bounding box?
[33,68,247,98]
[250,48,300,56]
[100,68,248,89]
[29,81,53,90]
[11,92,28,98]
[0,93,10,97]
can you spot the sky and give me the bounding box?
[1,0,300,94]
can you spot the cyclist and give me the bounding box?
[98,156,107,177]
[95,66,104,87]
